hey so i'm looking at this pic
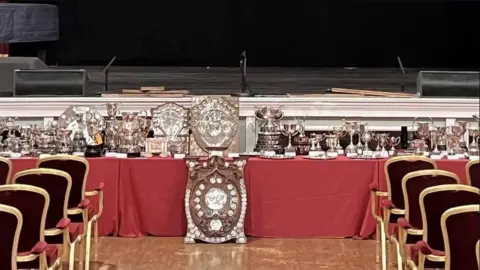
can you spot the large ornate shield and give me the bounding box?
[185,156,247,244]
[190,97,239,152]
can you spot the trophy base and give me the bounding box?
[126,152,141,158]
[85,145,104,158]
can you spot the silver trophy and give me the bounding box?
[374,133,389,154]
[105,103,120,152]
[454,120,468,149]
[281,124,299,154]
[150,102,190,155]
[342,120,359,154]
[468,127,479,157]
[388,136,401,154]
[361,130,373,152]
[254,106,283,153]
[412,117,433,152]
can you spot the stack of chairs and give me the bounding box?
[371,157,480,270]
[0,155,104,270]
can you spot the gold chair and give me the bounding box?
[37,155,105,270]
[0,184,61,269]
[13,168,82,270]
[397,170,460,268]
[0,204,22,270]
[406,184,479,270]
[466,159,480,189]
[0,156,13,184]
[441,204,480,270]
[476,240,479,268]
[371,156,437,270]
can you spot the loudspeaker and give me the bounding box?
[0,57,47,96]
[417,71,479,98]
[13,69,87,97]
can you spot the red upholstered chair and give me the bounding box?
[441,204,480,270]
[0,184,61,269]
[466,159,480,189]
[13,168,82,270]
[37,155,105,270]
[406,184,480,270]
[396,169,460,267]
[370,156,436,269]
[476,240,479,268]
[0,204,22,270]
[0,156,13,184]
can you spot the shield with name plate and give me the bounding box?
[185,96,247,244]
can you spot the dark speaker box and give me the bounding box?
[417,71,479,98]
[13,69,87,97]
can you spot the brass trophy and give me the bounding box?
[412,117,433,154]
[280,123,299,155]
[150,102,190,155]
[185,96,247,244]
[254,106,283,153]
[105,103,120,153]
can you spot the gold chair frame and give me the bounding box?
[0,184,61,270]
[398,170,460,269]
[0,204,22,270]
[405,184,480,270]
[0,156,13,184]
[36,154,104,270]
[13,168,81,270]
[371,156,437,270]
[465,159,479,186]
[476,240,479,268]
[441,204,480,270]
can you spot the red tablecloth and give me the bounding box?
[10,158,120,236]
[9,156,470,238]
[117,158,188,237]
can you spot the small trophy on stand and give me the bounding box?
[388,136,401,156]
[281,123,299,156]
[185,96,248,244]
[342,120,359,155]
[105,103,120,153]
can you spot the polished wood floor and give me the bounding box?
[80,237,377,270]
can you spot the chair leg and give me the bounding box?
[379,221,387,270]
[376,223,381,264]
[390,236,403,270]
[68,239,78,270]
[85,221,93,270]
[94,219,99,259]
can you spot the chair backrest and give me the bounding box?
[476,240,479,269]
[420,185,479,253]
[466,160,480,189]
[403,169,460,229]
[385,156,437,210]
[0,184,49,254]
[441,204,480,270]
[0,156,12,185]
[12,168,71,230]
[0,204,22,270]
[36,155,88,210]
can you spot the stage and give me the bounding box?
[71,66,417,96]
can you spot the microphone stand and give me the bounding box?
[397,56,406,92]
[232,50,254,97]
[103,56,116,92]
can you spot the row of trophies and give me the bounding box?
[0,104,478,159]
[254,107,479,159]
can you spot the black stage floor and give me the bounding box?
[75,66,420,96]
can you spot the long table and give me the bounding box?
[9,157,468,238]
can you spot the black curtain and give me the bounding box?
[22,0,480,67]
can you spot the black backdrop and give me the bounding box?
[13,1,480,67]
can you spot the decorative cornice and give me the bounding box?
[0,96,477,118]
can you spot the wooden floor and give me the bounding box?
[80,237,377,270]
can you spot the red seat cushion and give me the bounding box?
[18,244,58,268]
